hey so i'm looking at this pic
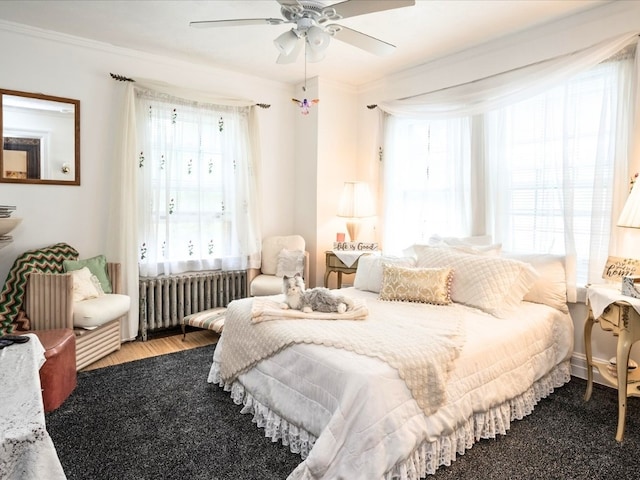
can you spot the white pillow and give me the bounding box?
[423,235,502,256]
[261,235,305,275]
[70,267,103,302]
[414,246,538,317]
[275,249,305,278]
[502,252,568,313]
[428,234,494,246]
[354,255,416,293]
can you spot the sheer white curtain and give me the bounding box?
[107,81,262,341]
[382,116,471,254]
[135,88,260,276]
[106,84,140,341]
[485,54,636,298]
[379,33,639,300]
[380,32,638,118]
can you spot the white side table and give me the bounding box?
[584,284,640,442]
[0,334,66,479]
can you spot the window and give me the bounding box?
[382,117,471,250]
[136,90,258,277]
[383,50,634,289]
[487,62,623,283]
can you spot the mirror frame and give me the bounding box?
[0,88,80,186]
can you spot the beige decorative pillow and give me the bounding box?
[379,263,453,305]
[354,255,416,293]
[70,267,103,302]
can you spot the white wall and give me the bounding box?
[314,78,359,288]
[290,76,361,288]
[355,0,640,382]
[0,22,297,287]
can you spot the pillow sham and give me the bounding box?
[69,267,103,303]
[354,255,416,293]
[502,252,568,313]
[64,254,112,294]
[428,234,494,246]
[379,263,453,305]
[275,249,305,278]
[414,246,538,317]
[413,236,502,256]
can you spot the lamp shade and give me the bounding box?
[274,29,299,56]
[618,181,640,228]
[337,182,375,242]
[306,26,330,52]
[305,45,326,63]
[338,182,375,218]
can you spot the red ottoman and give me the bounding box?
[34,328,77,412]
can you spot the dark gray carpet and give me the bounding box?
[46,345,640,479]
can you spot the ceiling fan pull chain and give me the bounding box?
[303,44,307,92]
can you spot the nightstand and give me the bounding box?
[584,284,640,442]
[324,251,362,288]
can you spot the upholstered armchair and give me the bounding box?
[248,235,309,296]
[25,259,130,371]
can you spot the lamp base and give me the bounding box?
[346,221,361,242]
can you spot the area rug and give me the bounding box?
[46,345,640,480]
[45,345,300,480]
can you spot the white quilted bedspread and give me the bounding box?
[210,288,574,480]
[219,292,465,415]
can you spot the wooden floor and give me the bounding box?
[80,329,220,371]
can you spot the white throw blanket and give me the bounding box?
[220,293,466,415]
[251,297,369,323]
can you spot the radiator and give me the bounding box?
[138,270,246,340]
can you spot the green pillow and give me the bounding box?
[63,255,112,294]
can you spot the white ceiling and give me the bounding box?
[0,0,608,87]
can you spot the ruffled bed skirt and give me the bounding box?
[208,360,571,479]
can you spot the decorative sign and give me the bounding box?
[602,256,640,280]
[333,241,378,251]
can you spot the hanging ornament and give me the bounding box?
[292,97,319,115]
[292,41,319,115]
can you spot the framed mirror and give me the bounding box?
[0,89,80,185]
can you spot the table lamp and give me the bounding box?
[617,180,640,298]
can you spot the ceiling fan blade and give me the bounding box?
[189,18,285,28]
[325,0,415,20]
[276,37,303,64]
[331,25,396,56]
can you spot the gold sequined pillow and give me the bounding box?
[379,263,453,305]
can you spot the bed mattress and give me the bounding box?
[209,288,573,479]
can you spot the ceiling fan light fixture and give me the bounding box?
[306,25,330,52]
[274,29,299,55]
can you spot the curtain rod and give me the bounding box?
[109,73,271,109]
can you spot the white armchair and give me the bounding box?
[25,261,130,370]
[248,235,309,296]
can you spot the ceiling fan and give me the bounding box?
[190,0,415,64]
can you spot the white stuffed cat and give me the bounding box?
[282,274,353,313]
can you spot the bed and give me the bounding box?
[208,244,574,479]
